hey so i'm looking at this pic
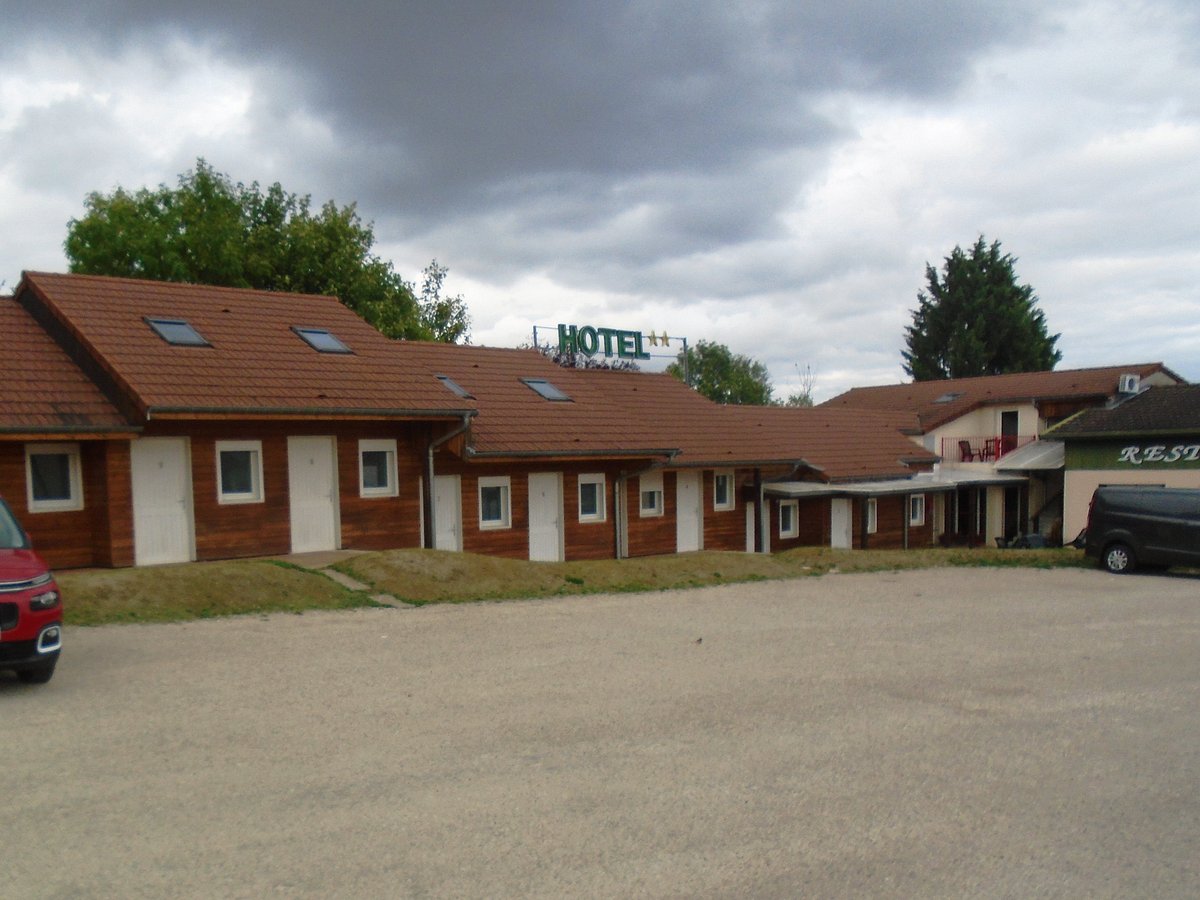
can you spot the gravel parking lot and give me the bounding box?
[4,567,1199,898]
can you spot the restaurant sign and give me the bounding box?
[557,323,652,360]
[1117,444,1200,465]
[1067,439,1200,469]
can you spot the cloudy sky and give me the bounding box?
[1,1,1197,401]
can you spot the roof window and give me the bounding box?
[521,378,571,401]
[934,391,964,404]
[293,327,351,354]
[436,375,474,399]
[145,317,209,347]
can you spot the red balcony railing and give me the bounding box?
[942,435,1035,463]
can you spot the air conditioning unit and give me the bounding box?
[1118,373,1141,395]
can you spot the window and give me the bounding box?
[216,441,264,504]
[909,494,926,526]
[292,327,351,354]
[639,472,664,517]
[867,497,878,534]
[25,443,84,512]
[436,375,474,399]
[714,470,735,511]
[779,500,799,538]
[478,476,511,529]
[145,317,209,346]
[521,378,571,401]
[578,473,606,522]
[359,439,398,498]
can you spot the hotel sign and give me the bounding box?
[558,323,652,360]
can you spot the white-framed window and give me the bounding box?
[478,476,511,529]
[25,443,84,513]
[216,440,264,504]
[779,500,799,538]
[359,439,398,498]
[909,494,926,526]
[578,473,606,522]
[867,497,878,534]
[713,470,735,511]
[639,471,664,517]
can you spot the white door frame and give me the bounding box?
[528,472,564,561]
[433,474,463,551]
[287,436,340,554]
[676,470,703,552]
[131,437,195,566]
[831,498,853,549]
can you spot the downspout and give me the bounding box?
[423,413,474,549]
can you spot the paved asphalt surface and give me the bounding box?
[3,568,1199,898]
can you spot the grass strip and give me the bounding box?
[58,559,384,626]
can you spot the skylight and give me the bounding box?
[521,378,571,401]
[436,375,474,399]
[293,327,351,354]
[145,317,209,347]
[934,391,964,404]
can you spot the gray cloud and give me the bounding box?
[1,0,1197,400]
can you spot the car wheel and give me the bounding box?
[1102,542,1136,574]
[16,659,57,685]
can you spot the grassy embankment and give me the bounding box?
[58,545,1091,626]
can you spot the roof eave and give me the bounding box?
[145,405,476,421]
[464,446,680,461]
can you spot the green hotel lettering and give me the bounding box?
[558,324,651,360]
[1118,444,1200,465]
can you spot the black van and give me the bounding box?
[1084,486,1200,574]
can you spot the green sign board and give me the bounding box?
[1067,438,1200,470]
[558,323,651,360]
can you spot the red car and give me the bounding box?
[0,497,62,684]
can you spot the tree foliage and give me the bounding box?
[667,340,773,405]
[64,159,469,342]
[418,259,472,343]
[902,236,1061,380]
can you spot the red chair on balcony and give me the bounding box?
[958,440,977,462]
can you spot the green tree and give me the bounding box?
[902,236,1061,380]
[418,260,472,343]
[667,340,773,405]
[780,364,816,407]
[65,159,469,342]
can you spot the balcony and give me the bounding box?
[942,434,1035,464]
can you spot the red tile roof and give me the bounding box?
[0,297,130,434]
[393,343,680,458]
[402,351,936,479]
[819,364,1181,432]
[11,273,939,480]
[18,272,475,420]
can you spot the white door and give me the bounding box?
[528,472,564,561]
[831,498,853,549]
[676,470,703,552]
[287,436,339,553]
[131,437,194,565]
[745,502,756,552]
[433,475,462,551]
